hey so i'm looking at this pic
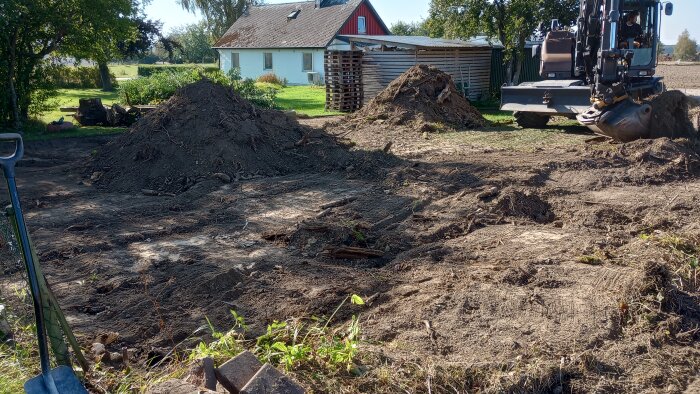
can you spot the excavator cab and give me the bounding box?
[619,3,657,70]
[501,0,678,141]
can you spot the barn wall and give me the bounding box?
[361,48,493,102]
[490,48,542,94]
[218,48,325,85]
[338,1,389,35]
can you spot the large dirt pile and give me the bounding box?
[89,80,355,193]
[348,64,487,129]
[648,90,698,140]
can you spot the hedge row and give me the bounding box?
[118,68,277,109]
[137,64,219,77]
[46,65,116,89]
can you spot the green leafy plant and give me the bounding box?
[189,294,366,375]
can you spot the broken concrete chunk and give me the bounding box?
[241,364,305,394]
[214,350,263,393]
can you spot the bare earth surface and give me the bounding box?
[2,69,700,392]
[657,63,700,91]
[2,122,700,392]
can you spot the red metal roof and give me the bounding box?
[213,0,389,49]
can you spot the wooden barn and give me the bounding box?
[334,35,496,106]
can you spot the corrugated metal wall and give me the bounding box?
[361,48,493,103]
[489,48,542,94]
[339,2,389,35]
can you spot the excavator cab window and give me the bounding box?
[619,2,657,67]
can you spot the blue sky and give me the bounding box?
[145,0,697,44]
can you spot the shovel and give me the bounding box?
[0,133,87,394]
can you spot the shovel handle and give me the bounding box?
[0,133,24,178]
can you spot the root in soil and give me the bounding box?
[88,80,357,193]
[346,64,487,130]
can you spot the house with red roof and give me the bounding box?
[213,0,390,85]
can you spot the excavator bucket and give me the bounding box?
[577,91,697,142]
[577,99,653,142]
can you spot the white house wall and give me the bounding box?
[218,48,326,85]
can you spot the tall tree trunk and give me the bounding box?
[98,62,113,91]
[512,55,523,86]
[505,57,514,86]
[8,32,21,130]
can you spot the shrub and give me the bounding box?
[136,64,219,77]
[45,65,116,89]
[257,73,287,87]
[117,68,277,109]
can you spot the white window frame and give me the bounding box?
[302,52,313,72]
[358,16,367,34]
[263,52,273,70]
[231,52,240,69]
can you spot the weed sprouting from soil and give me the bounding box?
[191,294,366,376]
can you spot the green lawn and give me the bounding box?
[273,85,343,117]
[109,64,139,78]
[15,88,127,141]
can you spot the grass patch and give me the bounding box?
[0,315,38,394]
[481,110,513,125]
[3,89,126,141]
[108,64,139,78]
[272,85,343,117]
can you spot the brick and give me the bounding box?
[214,351,263,394]
[240,364,305,394]
[203,357,217,391]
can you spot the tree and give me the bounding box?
[428,0,578,85]
[169,22,217,64]
[657,41,666,59]
[390,21,430,36]
[178,0,262,39]
[118,18,180,62]
[0,0,133,128]
[674,30,698,62]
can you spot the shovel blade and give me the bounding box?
[24,366,87,394]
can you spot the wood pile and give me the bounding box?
[73,98,143,127]
[324,50,363,112]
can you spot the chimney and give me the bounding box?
[315,0,321,8]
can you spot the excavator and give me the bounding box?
[501,0,685,142]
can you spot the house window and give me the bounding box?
[358,16,366,34]
[231,52,240,69]
[302,53,313,71]
[263,53,273,70]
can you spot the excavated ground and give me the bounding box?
[2,121,700,392]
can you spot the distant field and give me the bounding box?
[656,63,700,90]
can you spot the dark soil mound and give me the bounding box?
[88,80,355,193]
[348,64,487,130]
[619,137,699,166]
[492,189,554,223]
[648,91,698,140]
